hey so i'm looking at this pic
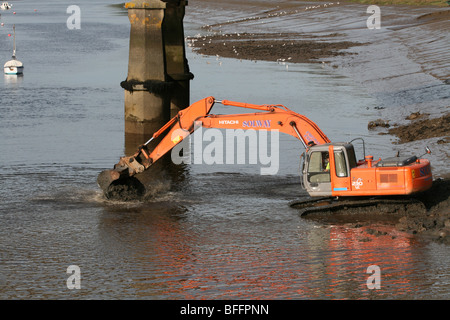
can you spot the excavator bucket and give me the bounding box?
[97,97,216,199]
[97,155,169,200]
[97,169,121,194]
[97,170,125,195]
[97,144,156,200]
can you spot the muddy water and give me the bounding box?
[0,1,449,299]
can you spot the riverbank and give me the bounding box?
[187,1,449,242]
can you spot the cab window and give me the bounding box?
[308,151,331,183]
[334,150,348,177]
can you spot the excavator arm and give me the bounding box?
[97,96,330,194]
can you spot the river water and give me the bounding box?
[0,0,449,300]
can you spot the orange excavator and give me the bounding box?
[98,96,433,213]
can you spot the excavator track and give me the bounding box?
[289,196,426,217]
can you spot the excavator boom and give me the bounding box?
[97,96,330,194]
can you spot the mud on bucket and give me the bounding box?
[97,169,146,201]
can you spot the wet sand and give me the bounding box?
[187,1,450,241]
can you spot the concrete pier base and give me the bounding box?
[124,91,170,140]
[122,0,193,136]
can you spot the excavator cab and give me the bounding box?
[302,143,357,197]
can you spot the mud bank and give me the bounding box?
[396,177,450,243]
[388,112,450,144]
[369,111,450,145]
[188,32,360,64]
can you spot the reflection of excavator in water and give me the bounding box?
[98,96,433,214]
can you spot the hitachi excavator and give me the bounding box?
[98,96,433,213]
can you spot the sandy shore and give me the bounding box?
[187,0,450,242]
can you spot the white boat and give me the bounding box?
[4,25,24,75]
[0,2,12,10]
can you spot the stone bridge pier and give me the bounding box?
[121,0,193,145]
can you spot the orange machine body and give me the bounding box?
[328,146,432,197]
